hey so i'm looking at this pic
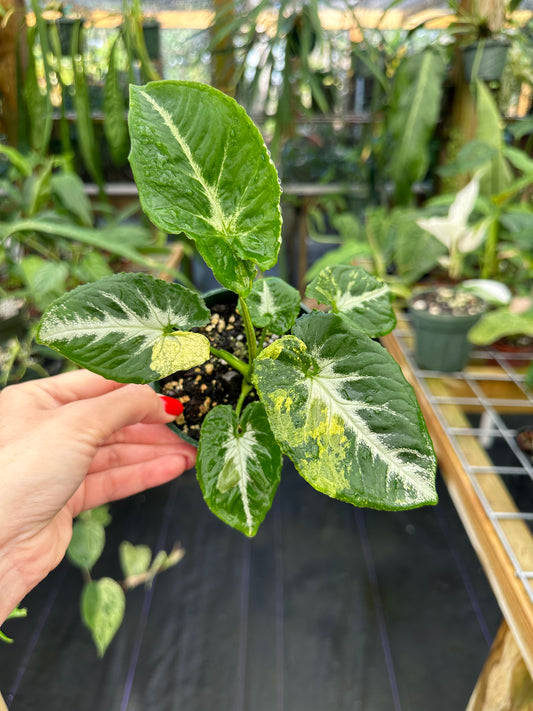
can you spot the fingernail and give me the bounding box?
[159,395,184,416]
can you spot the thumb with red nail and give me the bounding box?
[0,370,197,625]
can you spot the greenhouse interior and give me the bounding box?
[1,0,533,709]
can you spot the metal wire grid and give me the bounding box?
[392,320,533,605]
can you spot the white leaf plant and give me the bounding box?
[416,172,488,280]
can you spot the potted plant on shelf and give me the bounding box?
[446,0,526,82]
[37,80,438,539]
[410,171,488,372]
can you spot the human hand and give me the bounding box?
[0,369,196,625]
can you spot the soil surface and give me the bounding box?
[410,287,485,318]
[159,302,257,442]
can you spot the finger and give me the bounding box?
[103,422,191,447]
[88,442,197,474]
[59,383,177,443]
[2,370,125,410]
[70,453,193,515]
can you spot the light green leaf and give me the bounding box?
[305,265,396,337]
[475,81,513,196]
[119,541,152,578]
[245,277,301,335]
[75,251,114,283]
[37,273,211,383]
[253,312,437,511]
[104,37,129,166]
[19,256,69,307]
[128,81,282,295]
[51,172,93,226]
[79,505,112,527]
[468,309,533,345]
[388,48,446,204]
[81,578,126,657]
[197,402,283,536]
[67,519,106,571]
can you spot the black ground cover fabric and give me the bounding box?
[0,463,500,711]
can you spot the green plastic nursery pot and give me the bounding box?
[409,296,485,373]
[462,39,509,82]
[142,19,161,60]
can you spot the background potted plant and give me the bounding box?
[409,171,488,372]
[37,80,438,541]
[446,0,526,82]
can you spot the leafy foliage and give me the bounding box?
[39,80,438,543]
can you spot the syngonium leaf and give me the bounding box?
[197,402,283,536]
[81,578,125,657]
[128,80,282,296]
[37,273,211,383]
[67,519,106,571]
[245,277,301,335]
[252,312,437,511]
[305,265,396,337]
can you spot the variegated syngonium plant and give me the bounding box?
[37,80,437,537]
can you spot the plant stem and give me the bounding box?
[238,296,257,364]
[210,346,250,379]
[236,381,254,417]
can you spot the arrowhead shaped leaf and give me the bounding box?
[81,578,126,657]
[37,273,211,383]
[306,265,396,337]
[245,277,301,335]
[253,312,437,511]
[128,81,282,295]
[197,402,283,536]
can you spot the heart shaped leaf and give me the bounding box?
[245,277,301,335]
[67,519,105,571]
[306,265,396,337]
[197,402,283,536]
[37,273,210,383]
[81,578,126,658]
[119,541,152,578]
[253,312,437,511]
[128,81,282,295]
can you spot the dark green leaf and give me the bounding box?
[253,312,437,511]
[245,277,301,335]
[37,273,211,383]
[306,265,396,337]
[128,81,282,294]
[197,402,283,536]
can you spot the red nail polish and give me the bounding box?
[159,395,184,416]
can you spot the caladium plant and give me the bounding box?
[38,80,438,536]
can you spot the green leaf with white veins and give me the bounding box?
[37,273,210,383]
[197,403,283,536]
[306,265,396,337]
[128,81,282,296]
[245,277,301,335]
[253,312,437,511]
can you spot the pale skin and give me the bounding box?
[0,369,197,626]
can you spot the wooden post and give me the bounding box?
[467,620,533,711]
[0,0,27,145]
